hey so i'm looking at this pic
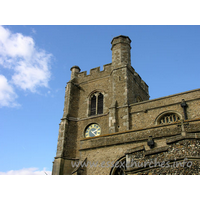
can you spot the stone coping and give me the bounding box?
[111,35,131,44]
[80,121,179,141]
[129,88,200,108]
[79,132,180,151]
[166,133,200,144]
[80,118,200,141]
[144,146,169,156]
[125,145,145,154]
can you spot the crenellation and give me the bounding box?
[76,64,113,83]
[90,66,100,74]
[103,63,112,72]
[78,71,87,78]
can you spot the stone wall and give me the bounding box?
[130,88,200,130]
[52,35,200,175]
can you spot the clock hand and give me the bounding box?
[91,130,97,136]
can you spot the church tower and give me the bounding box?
[52,35,149,175]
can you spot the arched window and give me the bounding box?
[89,92,104,116]
[91,95,96,116]
[156,111,182,125]
[97,93,103,114]
[159,113,180,124]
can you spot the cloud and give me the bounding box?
[0,74,19,107]
[0,26,34,59]
[31,28,36,34]
[11,50,51,92]
[0,25,52,107]
[0,168,52,175]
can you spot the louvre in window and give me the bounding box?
[97,93,103,114]
[91,95,96,116]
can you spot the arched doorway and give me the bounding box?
[110,156,126,175]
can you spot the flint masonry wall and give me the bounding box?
[126,139,200,175]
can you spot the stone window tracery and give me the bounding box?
[158,113,180,124]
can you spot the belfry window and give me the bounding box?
[91,95,96,116]
[97,93,103,114]
[90,92,104,116]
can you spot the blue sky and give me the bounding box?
[0,25,200,175]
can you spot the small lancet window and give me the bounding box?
[91,95,96,116]
[97,93,103,114]
[90,92,104,116]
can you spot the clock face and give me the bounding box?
[85,124,101,138]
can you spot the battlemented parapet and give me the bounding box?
[133,71,149,95]
[76,63,113,84]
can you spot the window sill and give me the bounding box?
[87,113,108,119]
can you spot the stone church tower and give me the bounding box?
[52,35,200,175]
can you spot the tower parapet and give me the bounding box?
[73,63,113,83]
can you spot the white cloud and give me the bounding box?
[0,168,52,175]
[0,25,52,106]
[0,74,19,107]
[11,51,51,92]
[0,26,34,59]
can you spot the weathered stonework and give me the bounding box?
[52,35,200,175]
[126,139,200,175]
